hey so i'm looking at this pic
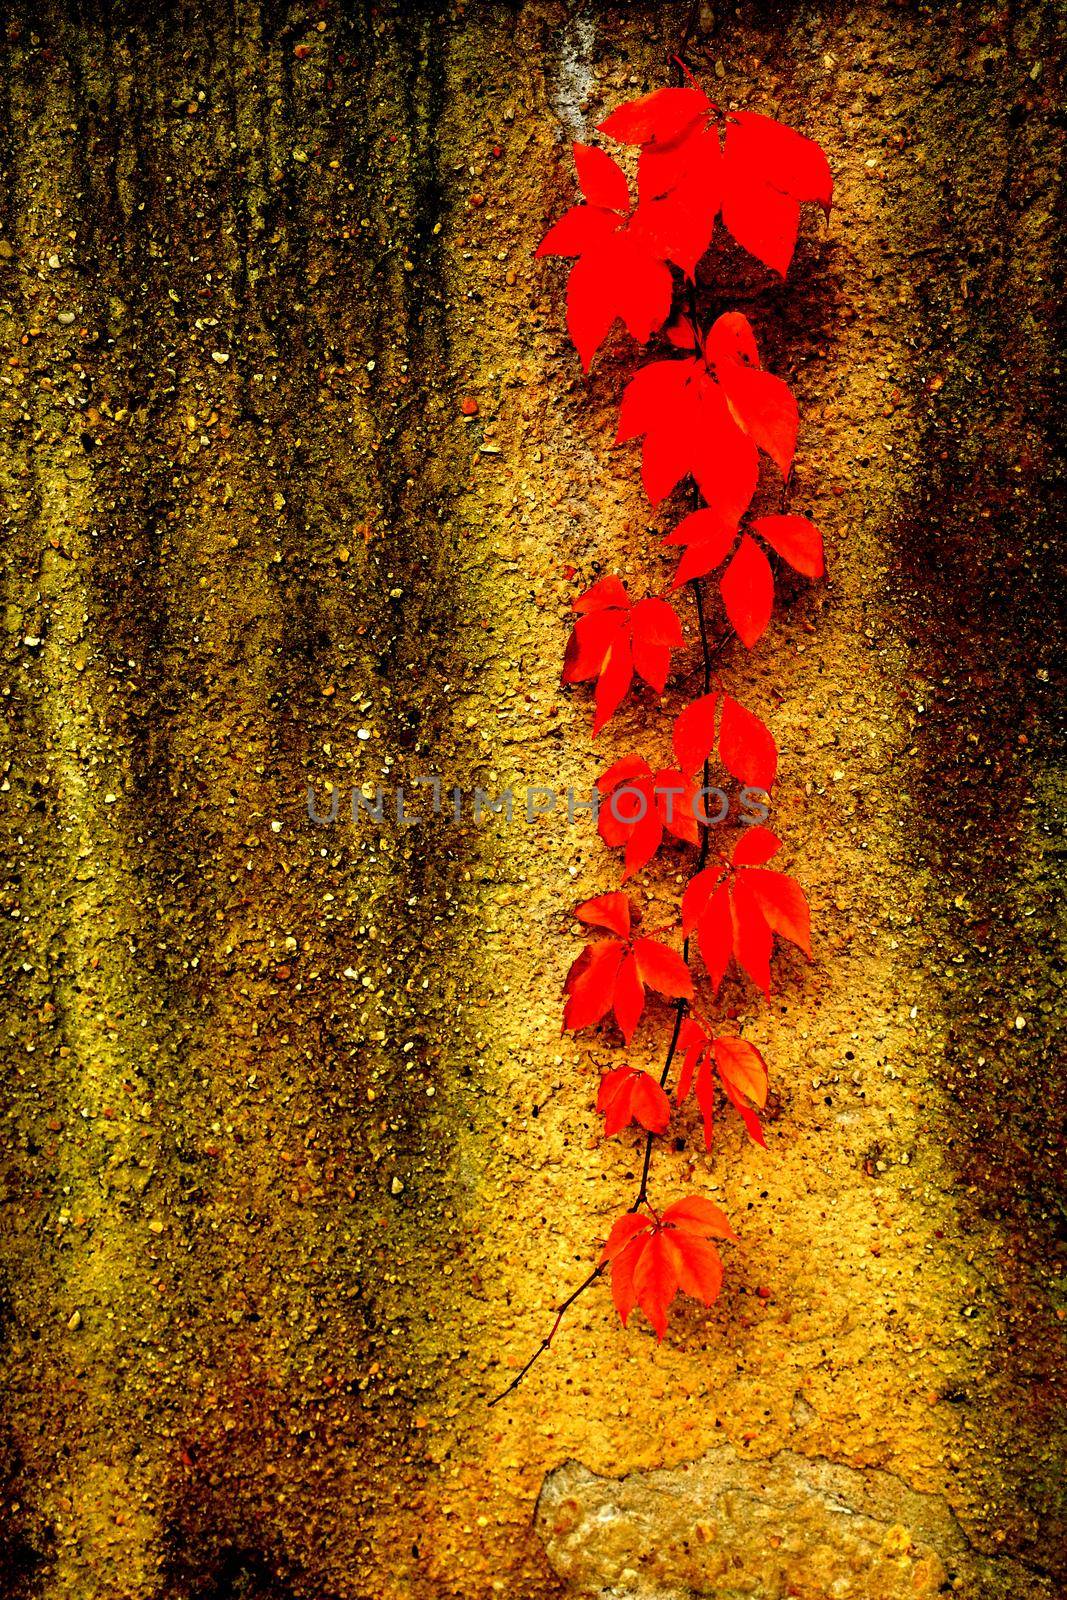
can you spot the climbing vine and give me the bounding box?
[493,68,831,1401]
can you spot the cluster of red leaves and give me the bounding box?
[563,892,692,1045]
[535,79,831,1349]
[592,684,778,879]
[682,826,811,997]
[596,755,701,880]
[539,92,831,370]
[598,1065,670,1137]
[600,88,832,279]
[613,307,827,642]
[666,505,825,647]
[600,1196,738,1340]
[617,311,796,517]
[671,691,777,789]
[562,577,683,734]
[535,143,677,370]
[677,1021,769,1149]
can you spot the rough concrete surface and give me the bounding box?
[537,1448,1046,1597]
[0,2,1063,1598]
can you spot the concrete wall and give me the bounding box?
[0,3,1062,1596]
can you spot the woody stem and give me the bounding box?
[671,1,702,80]
[486,1264,604,1407]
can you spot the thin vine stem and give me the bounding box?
[670,1,702,85]
[487,1264,604,1408]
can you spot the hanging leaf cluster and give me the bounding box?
[526,79,830,1354]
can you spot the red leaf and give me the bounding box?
[730,872,774,994]
[632,936,693,999]
[565,251,619,370]
[592,636,634,735]
[631,1071,672,1133]
[562,610,620,683]
[624,813,663,880]
[671,541,731,589]
[726,109,833,214]
[732,825,781,867]
[672,692,719,774]
[711,1032,768,1147]
[638,123,720,208]
[575,891,632,938]
[536,204,620,259]
[632,1229,678,1340]
[703,310,760,367]
[676,1017,707,1103]
[744,867,812,957]
[720,534,775,648]
[720,172,800,279]
[616,358,699,502]
[665,505,738,591]
[732,1099,766,1148]
[664,503,739,557]
[751,513,825,577]
[661,1193,738,1241]
[598,764,700,869]
[665,315,701,351]
[600,1210,654,1263]
[715,359,798,478]
[681,863,721,935]
[693,1052,717,1150]
[563,917,660,1042]
[696,881,733,992]
[662,1230,724,1305]
[629,636,671,695]
[597,754,651,797]
[591,98,831,278]
[630,596,684,649]
[630,597,682,694]
[604,1194,735,1336]
[613,950,645,1043]
[598,1067,672,1137]
[640,386,704,503]
[721,111,833,275]
[561,232,675,370]
[617,360,693,445]
[654,767,701,846]
[598,86,710,147]
[540,133,692,367]
[572,142,630,211]
[632,184,717,279]
[566,249,627,371]
[562,938,624,1031]
[712,1037,769,1109]
[690,382,761,521]
[611,235,675,345]
[610,1235,645,1324]
[718,694,778,789]
[573,575,631,613]
[669,506,822,614]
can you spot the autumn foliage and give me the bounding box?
[500,78,831,1388]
